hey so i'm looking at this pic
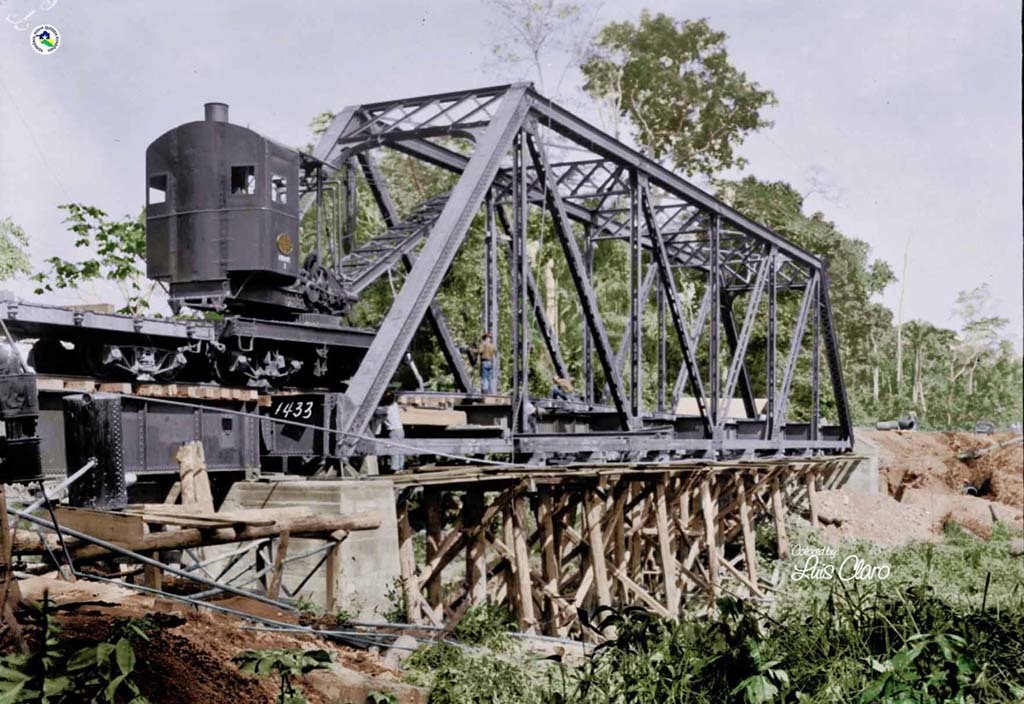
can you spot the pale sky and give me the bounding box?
[0,1,1020,345]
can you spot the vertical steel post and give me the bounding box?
[709,216,721,440]
[583,226,594,404]
[517,133,530,429]
[657,283,666,413]
[510,133,524,431]
[628,170,642,417]
[315,167,323,262]
[484,191,500,389]
[811,274,821,441]
[765,247,778,439]
[344,158,357,257]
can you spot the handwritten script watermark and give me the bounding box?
[790,544,891,582]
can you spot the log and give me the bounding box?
[14,511,381,561]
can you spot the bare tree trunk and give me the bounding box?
[895,238,911,393]
[871,335,880,403]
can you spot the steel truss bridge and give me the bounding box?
[305,83,852,465]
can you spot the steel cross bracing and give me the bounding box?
[303,84,853,467]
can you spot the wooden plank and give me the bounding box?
[399,407,468,427]
[463,490,487,606]
[267,531,290,600]
[585,487,612,608]
[805,468,819,528]
[64,380,96,392]
[176,442,214,513]
[143,559,163,591]
[511,494,537,633]
[397,501,419,623]
[35,377,65,391]
[325,538,340,612]
[163,482,181,505]
[537,491,559,636]
[54,506,145,544]
[699,475,719,597]
[771,473,789,559]
[653,477,680,613]
[98,382,133,394]
[0,486,26,652]
[736,472,761,595]
[423,488,444,612]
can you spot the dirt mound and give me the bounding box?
[816,488,1024,547]
[865,430,1023,508]
[9,577,411,704]
[816,490,939,547]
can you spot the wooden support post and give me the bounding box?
[267,531,290,600]
[771,473,790,559]
[611,481,627,601]
[175,441,214,513]
[325,537,342,613]
[700,474,720,597]
[0,487,25,652]
[143,557,164,591]
[736,473,761,596]
[502,507,519,615]
[585,487,612,608]
[805,468,819,528]
[397,500,419,623]
[537,491,559,635]
[653,477,679,614]
[424,488,444,613]
[463,490,487,606]
[511,494,537,633]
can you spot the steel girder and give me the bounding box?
[302,83,853,462]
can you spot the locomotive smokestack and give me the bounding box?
[204,102,229,123]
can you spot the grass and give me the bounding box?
[401,521,1024,703]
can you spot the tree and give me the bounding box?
[581,13,776,175]
[32,204,156,315]
[486,0,588,95]
[0,217,31,280]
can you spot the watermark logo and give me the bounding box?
[30,24,59,54]
[789,544,891,582]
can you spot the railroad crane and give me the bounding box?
[0,85,854,493]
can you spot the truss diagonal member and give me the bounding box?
[495,205,570,380]
[641,181,711,437]
[719,256,771,421]
[771,276,817,438]
[671,287,711,409]
[525,131,635,431]
[353,155,478,397]
[336,85,532,447]
[819,267,853,442]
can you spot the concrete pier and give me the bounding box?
[220,479,400,620]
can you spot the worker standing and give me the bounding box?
[477,333,497,393]
[382,389,405,473]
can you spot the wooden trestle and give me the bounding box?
[391,456,860,637]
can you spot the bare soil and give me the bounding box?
[7,576,408,704]
[816,430,1023,546]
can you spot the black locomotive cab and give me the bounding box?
[145,102,303,314]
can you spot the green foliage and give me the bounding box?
[404,642,556,704]
[0,217,31,281]
[451,602,515,649]
[233,648,333,704]
[381,577,410,624]
[366,692,397,704]
[32,204,155,315]
[563,582,1024,703]
[0,597,152,704]
[777,522,1024,611]
[582,12,776,175]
